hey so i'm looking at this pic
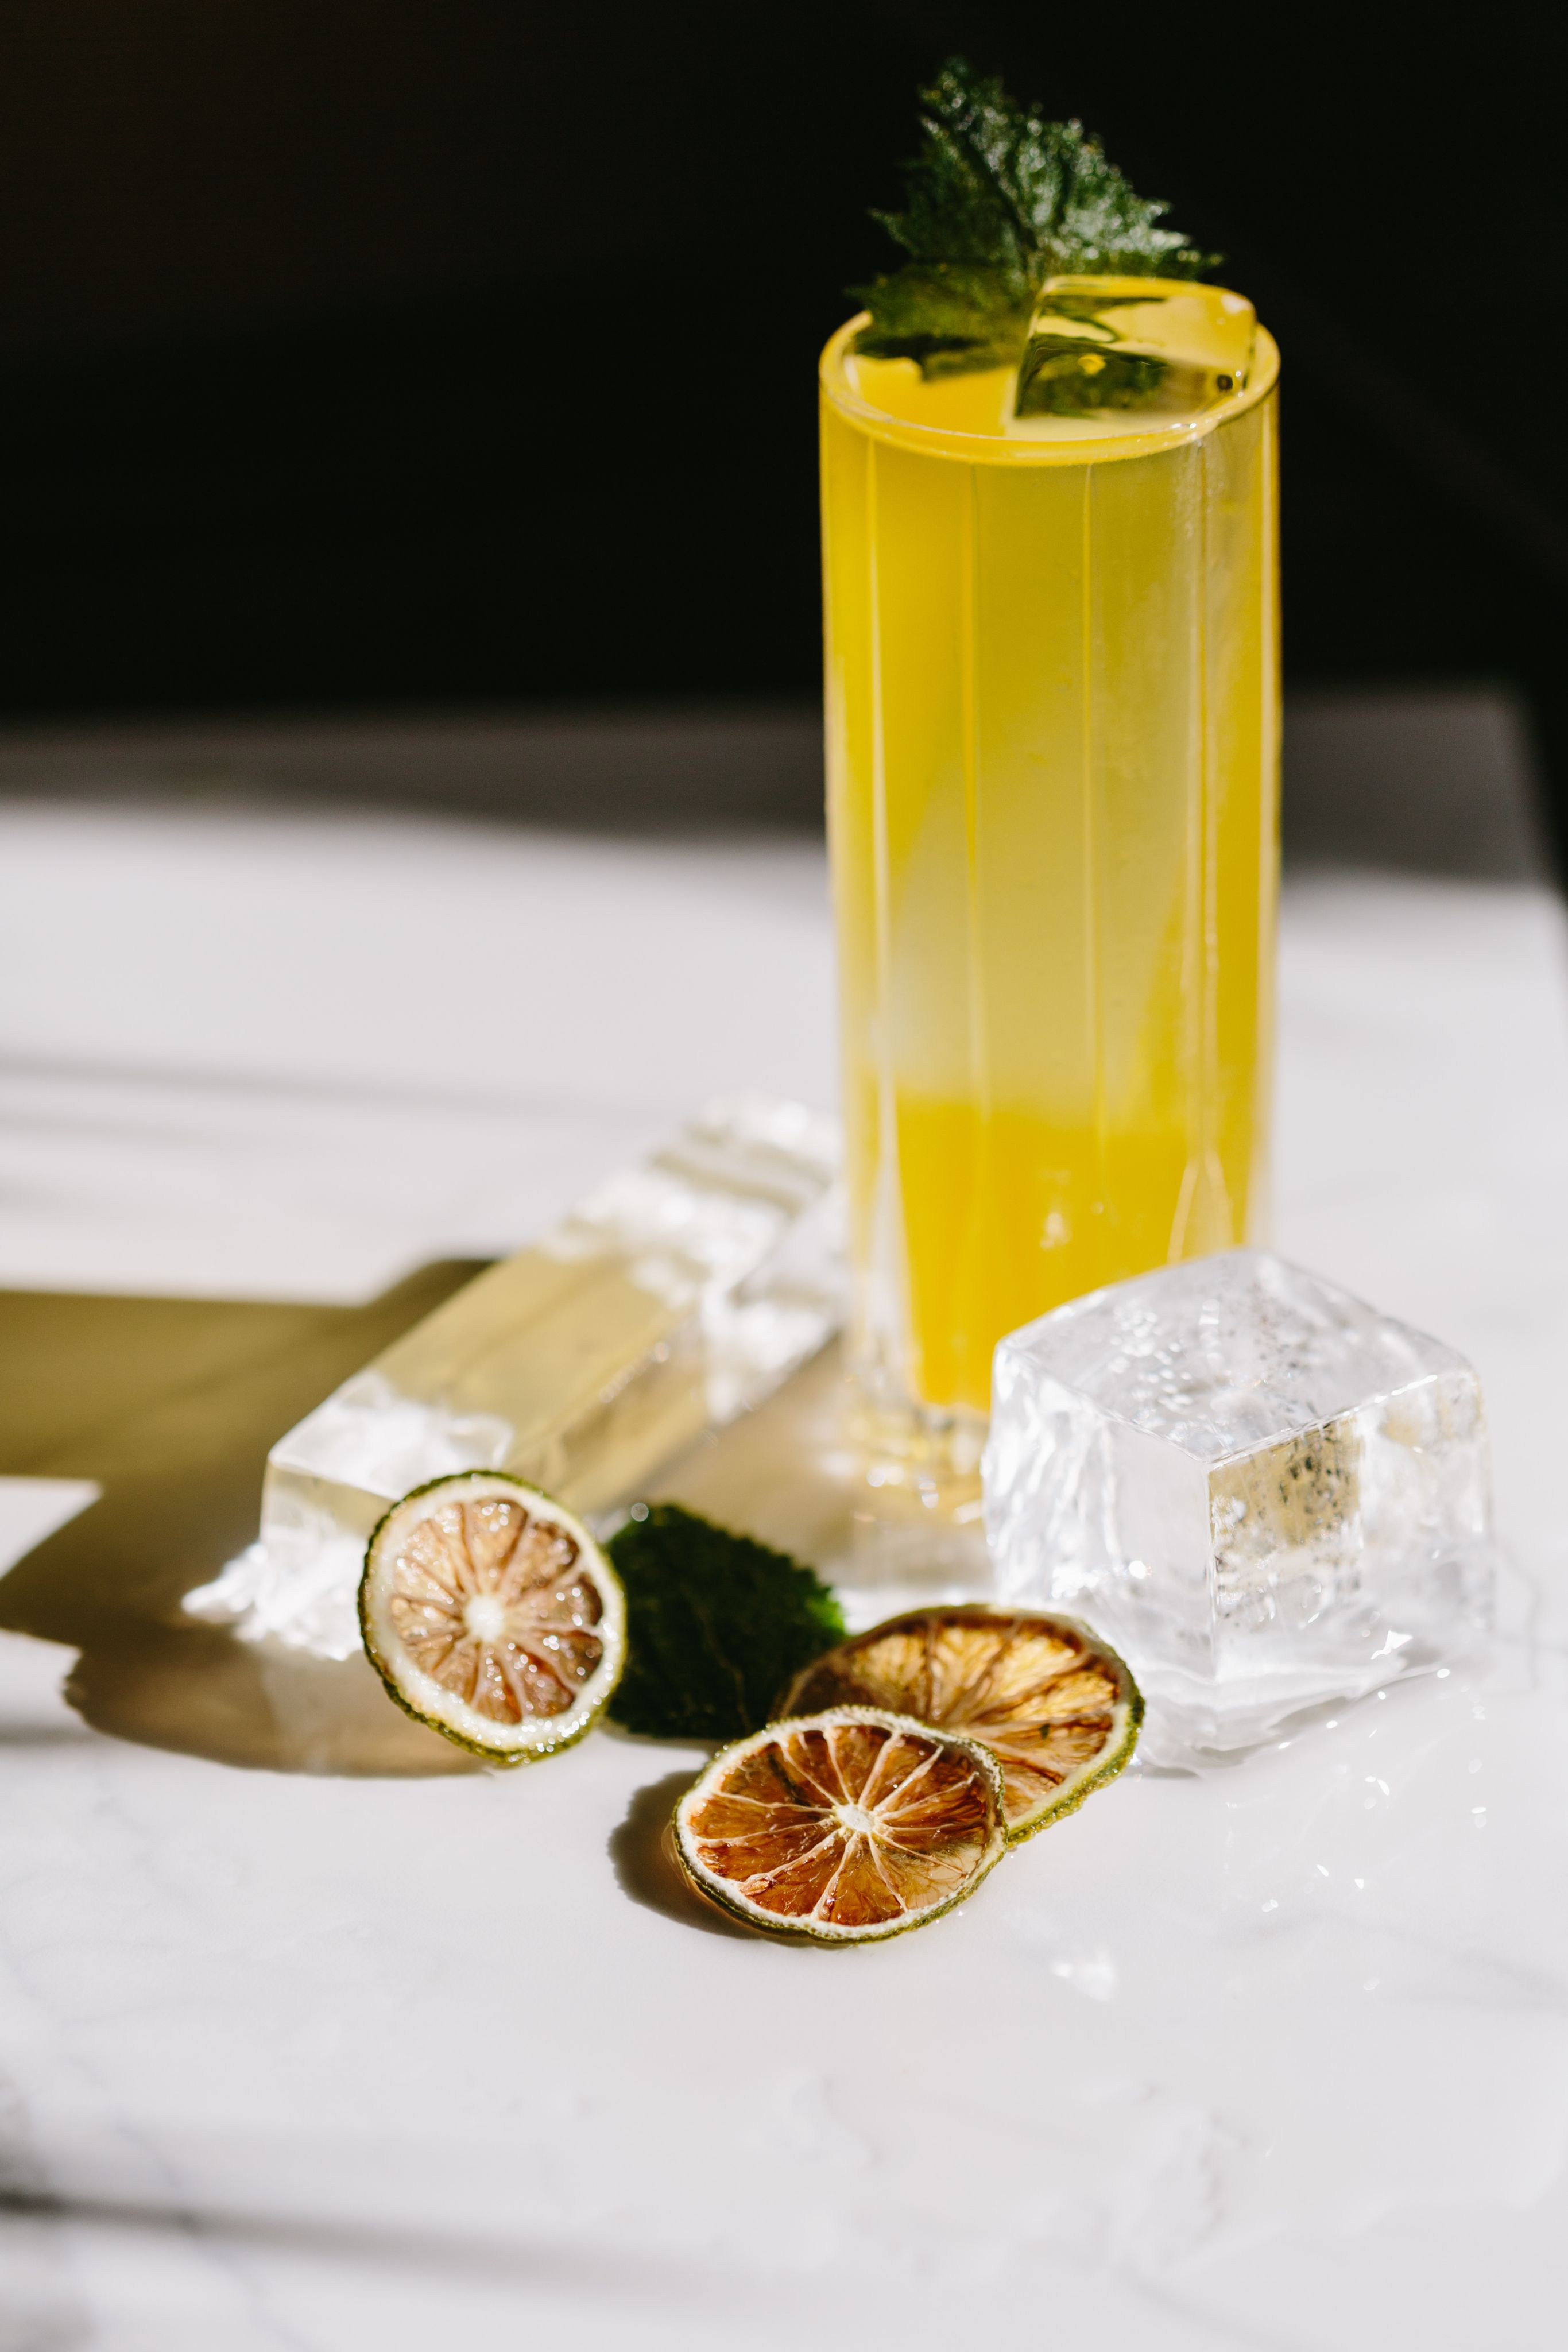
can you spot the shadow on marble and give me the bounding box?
[0,1719,98,1747]
[607,1766,762,1940]
[0,1263,490,1775]
[0,2179,743,2305]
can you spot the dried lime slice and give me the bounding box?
[784,1607,1141,1842]
[360,1472,625,1763]
[672,1706,1005,1943]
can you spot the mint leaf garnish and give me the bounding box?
[854,59,1215,382]
[606,1504,846,1743]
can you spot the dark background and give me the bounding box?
[1,2,1563,837]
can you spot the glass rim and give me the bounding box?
[819,312,1280,467]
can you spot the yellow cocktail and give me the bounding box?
[820,289,1280,1432]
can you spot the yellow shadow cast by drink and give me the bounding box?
[0,1264,487,1776]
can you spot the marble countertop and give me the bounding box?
[2,796,1567,2350]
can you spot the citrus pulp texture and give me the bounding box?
[360,1472,625,1762]
[673,1706,1005,1943]
[785,1607,1141,1841]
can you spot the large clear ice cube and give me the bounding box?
[982,1251,1493,1757]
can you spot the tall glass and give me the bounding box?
[820,309,1280,1461]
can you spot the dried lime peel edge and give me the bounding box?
[671,1707,1009,1944]
[359,1470,626,1765]
[786,1605,1144,1844]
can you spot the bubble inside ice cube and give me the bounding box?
[1015,276,1256,421]
[981,1251,1493,1758]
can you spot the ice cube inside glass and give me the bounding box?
[1016,276,1257,420]
[982,1251,1493,1754]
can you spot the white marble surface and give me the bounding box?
[3,799,1568,2349]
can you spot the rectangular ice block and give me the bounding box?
[186,1098,842,1658]
[982,1251,1493,1755]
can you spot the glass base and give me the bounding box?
[648,1344,992,1629]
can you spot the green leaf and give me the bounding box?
[605,1504,846,1743]
[853,59,1217,381]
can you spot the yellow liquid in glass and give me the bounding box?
[820,312,1280,1421]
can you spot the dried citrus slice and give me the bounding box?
[360,1472,625,1762]
[672,1706,1005,1942]
[784,1607,1141,1843]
